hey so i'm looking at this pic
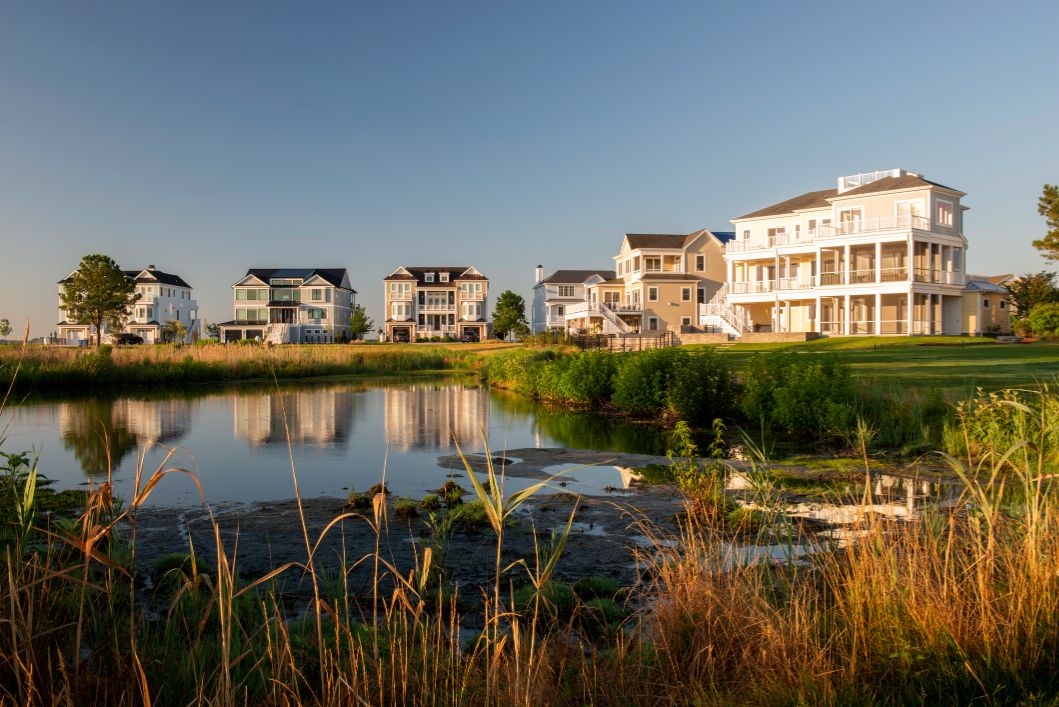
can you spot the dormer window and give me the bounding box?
[440,272,449,283]
[425,272,435,283]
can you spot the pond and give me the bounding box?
[1,376,669,507]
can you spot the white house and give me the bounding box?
[531,266,616,333]
[58,265,200,345]
[218,268,356,344]
[720,169,971,336]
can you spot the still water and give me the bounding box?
[2,377,667,507]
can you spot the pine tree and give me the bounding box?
[59,254,140,350]
[1033,184,1059,261]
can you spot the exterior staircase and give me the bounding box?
[598,302,632,335]
[699,285,752,337]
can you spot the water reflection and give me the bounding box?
[384,382,488,452]
[12,378,670,506]
[233,388,360,447]
[59,398,194,475]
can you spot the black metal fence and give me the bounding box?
[570,332,677,352]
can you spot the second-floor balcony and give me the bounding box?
[731,268,964,295]
[419,303,456,312]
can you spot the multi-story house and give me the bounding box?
[563,229,731,335]
[531,266,615,333]
[723,169,970,336]
[383,266,489,341]
[218,268,356,344]
[58,265,199,345]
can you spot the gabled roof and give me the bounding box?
[833,174,962,198]
[734,189,838,220]
[624,234,689,250]
[384,266,488,285]
[988,274,1017,286]
[241,268,353,291]
[540,269,616,285]
[59,266,191,288]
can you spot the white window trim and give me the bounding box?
[681,287,692,302]
[935,198,955,227]
[647,287,659,302]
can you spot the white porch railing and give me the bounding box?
[818,215,930,238]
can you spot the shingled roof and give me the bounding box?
[835,174,960,197]
[244,268,354,290]
[385,267,488,285]
[59,266,193,289]
[540,269,616,285]
[734,189,838,220]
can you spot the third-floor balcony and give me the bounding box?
[818,215,931,238]
[731,268,964,295]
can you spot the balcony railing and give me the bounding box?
[818,215,930,238]
[731,280,774,294]
[419,303,456,311]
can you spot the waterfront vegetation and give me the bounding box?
[0,341,518,391]
[3,369,1059,704]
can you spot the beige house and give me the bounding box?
[722,169,970,335]
[962,276,1012,335]
[563,230,730,335]
[384,266,489,341]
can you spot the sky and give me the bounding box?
[1,0,1058,337]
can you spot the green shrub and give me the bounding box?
[611,348,689,415]
[1027,303,1059,335]
[394,498,419,519]
[420,494,441,512]
[741,353,853,440]
[511,581,577,623]
[667,351,736,422]
[558,351,618,404]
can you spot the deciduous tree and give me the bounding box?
[59,255,139,350]
[1008,271,1059,316]
[349,305,374,340]
[491,290,530,340]
[0,319,11,339]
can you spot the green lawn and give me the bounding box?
[700,339,1059,393]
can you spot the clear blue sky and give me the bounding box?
[2,0,1057,337]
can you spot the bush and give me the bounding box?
[558,351,617,404]
[741,354,853,440]
[1027,303,1059,335]
[573,575,622,601]
[667,351,736,422]
[611,348,689,415]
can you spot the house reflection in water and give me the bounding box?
[59,398,195,476]
[383,383,488,452]
[233,388,358,447]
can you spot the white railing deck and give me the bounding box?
[730,268,964,293]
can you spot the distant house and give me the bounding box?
[962,275,1012,335]
[383,266,489,341]
[57,265,199,345]
[562,230,731,336]
[218,268,356,344]
[531,267,615,334]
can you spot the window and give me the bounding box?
[695,255,705,271]
[644,257,661,272]
[390,282,412,298]
[648,317,658,330]
[681,317,691,326]
[983,298,990,309]
[311,289,323,301]
[936,199,954,226]
[742,230,750,240]
[1000,300,1007,310]
[617,262,623,276]
[425,272,435,283]
[557,285,575,297]
[648,287,659,302]
[440,272,449,282]
[681,287,692,301]
[556,305,565,316]
[808,219,817,233]
[306,308,326,319]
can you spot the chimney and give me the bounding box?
[535,264,544,284]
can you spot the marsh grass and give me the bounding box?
[0,342,482,391]
[3,332,1059,705]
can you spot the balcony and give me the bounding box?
[608,303,642,314]
[818,215,930,238]
[726,232,818,253]
[419,303,456,312]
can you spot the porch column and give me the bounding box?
[875,241,882,284]
[874,292,882,335]
[815,295,821,333]
[843,293,851,335]
[843,244,851,285]
[815,248,822,287]
[905,291,913,336]
[907,237,915,282]
[726,259,733,289]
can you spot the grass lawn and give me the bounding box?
[699,338,1059,393]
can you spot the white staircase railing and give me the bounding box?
[700,285,752,335]
[598,302,632,334]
